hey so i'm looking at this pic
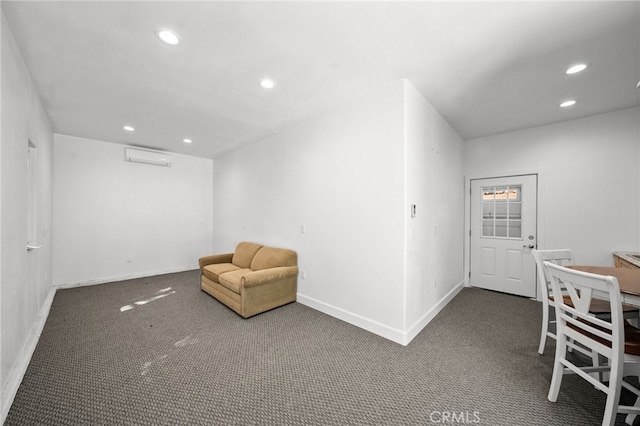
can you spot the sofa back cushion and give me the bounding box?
[232,242,263,268]
[250,246,297,271]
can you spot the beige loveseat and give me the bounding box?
[199,242,298,318]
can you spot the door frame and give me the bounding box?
[464,168,546,301]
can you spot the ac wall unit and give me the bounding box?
[124,148,172,167]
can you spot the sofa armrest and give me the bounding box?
[198,253,234,270]
[242,266,299,289]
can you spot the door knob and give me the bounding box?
[523,244,535,249]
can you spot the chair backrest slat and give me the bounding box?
[561,311,614,341]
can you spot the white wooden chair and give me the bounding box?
[545,262,640,426]
[532,249,638,355]
[532,249,575,355]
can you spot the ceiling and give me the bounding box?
[3,1,639,159]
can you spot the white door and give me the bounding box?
[470,175,537,298]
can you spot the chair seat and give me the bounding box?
[550,295,638,315]
[568,318,640,356]
[624,322,640,356]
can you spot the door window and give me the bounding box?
[481,185,522,239]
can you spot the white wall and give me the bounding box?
[464,107,640,265]
[213,80,407,340]
[53,134,214,286]
[1,13,54,423]
[212,80,465,344]
[403,81,465,338]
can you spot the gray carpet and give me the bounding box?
[4,270,628,425]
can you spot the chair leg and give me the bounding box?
[603,362,623,426]
[591,351,606,382]
[548,337,566,402]
[539,305,550,355]
[625,394,640,425]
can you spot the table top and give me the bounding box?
[569,266,640,297]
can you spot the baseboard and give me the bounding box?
[297,280,465,346]
[1,286,57,425]
[296,294,407,345]
[56,266,198,289]
[403,280,465,344]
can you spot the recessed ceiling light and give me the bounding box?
[560,100,577,108]
[566,64,587,74]
[155,28,181,45]
[183,138,192,144]
[260,79,275,89]
[123,125,135,132]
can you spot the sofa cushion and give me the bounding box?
[232,242,263,268]
[218,268,252,294]
[250,246,297,271]
[202,263,241,283]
